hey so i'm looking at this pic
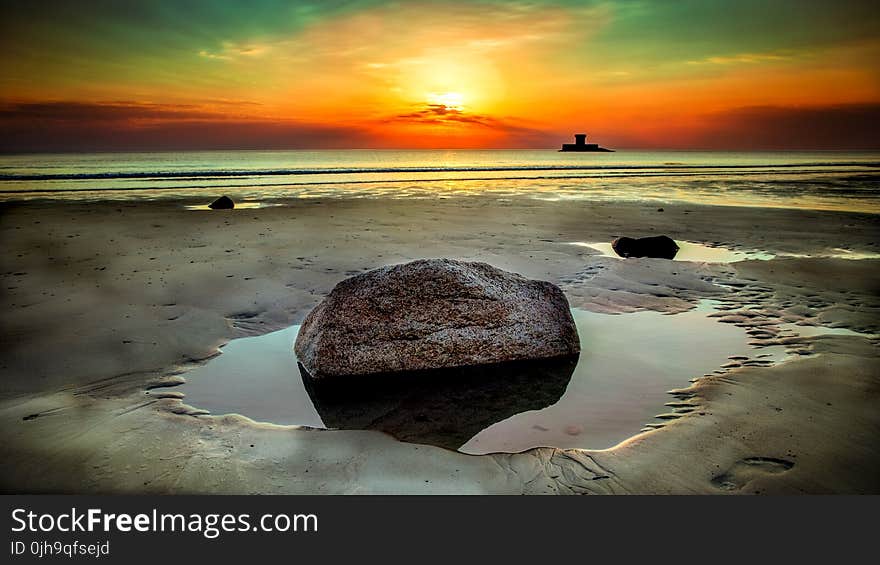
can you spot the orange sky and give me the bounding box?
[1,0,879,151]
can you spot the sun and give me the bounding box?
[427,92,465,111]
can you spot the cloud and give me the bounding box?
[0,101,220,122]
[6,99,875,152]
[273,0,610,71]
[380,103,556,147]
[0,98,558,151]
[390,104,494,126]
[198,41,270,61]
[597,103,880,150]
[624,103,880,151]
[0,100,373,152]
[686,51,794,66]
[387,103,542,131]
[694,103,880,149]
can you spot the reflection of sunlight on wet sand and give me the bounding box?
[23,173,877,214]
[184,202,280,210]
[775,249,880,260]
[462,302,758,453]
[827,248,880,260]
[569,241,775,263]
[5,150,878,214]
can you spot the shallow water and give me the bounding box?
[462,306,755,453]
[183,202,281,210]
[569,241,775,263]
[178,325,323,428]
[2,150,878,212]
[179,301,849,453]
[777,323,878,339]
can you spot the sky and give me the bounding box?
[1,0,879,151]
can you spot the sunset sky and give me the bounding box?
[1,0,878,151]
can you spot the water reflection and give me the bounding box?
[4,150,878,214]
[299,357,578,450]
[175,325,324,428]
[178,302,841,453]
[570,241,775,263]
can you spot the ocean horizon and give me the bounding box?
[1,149,878,212]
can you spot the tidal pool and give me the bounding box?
[177,301,817,453]
[570,241,775,262]
[462,306,754,453]
[176,324,322,428]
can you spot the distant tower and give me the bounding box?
[559,132,612,152]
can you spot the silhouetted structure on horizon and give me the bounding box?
[560,133,613,152]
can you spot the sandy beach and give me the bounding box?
[1,196,877,494]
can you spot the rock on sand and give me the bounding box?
[208,195,235,209]
[294,259,580,379]
[612,235,679,259]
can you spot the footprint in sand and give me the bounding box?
[711,457,794,491]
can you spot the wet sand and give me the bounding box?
[1,197,878,493]
[176,303,785,454]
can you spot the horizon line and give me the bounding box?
[3,147,880,156]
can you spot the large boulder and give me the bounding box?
[612,235,679,259]
[294,259,580,379]
[208,195,235,209]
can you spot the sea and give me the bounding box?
[1,150,877,212]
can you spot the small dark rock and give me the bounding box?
[611,235,680,259]
[208,196,235,210]
[657,208,664,212]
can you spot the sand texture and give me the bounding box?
[1,197,878,494]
